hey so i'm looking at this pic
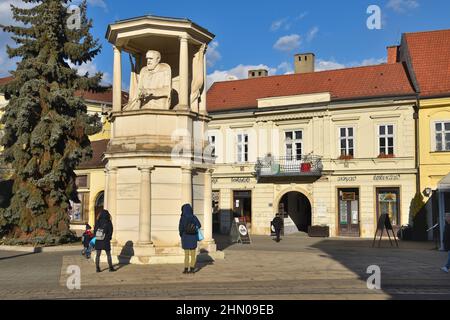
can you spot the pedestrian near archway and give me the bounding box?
[94,210,116,273]
[272,213,283,242]
[179,204,201,274]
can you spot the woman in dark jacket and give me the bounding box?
[179,204,201,274]
[94,210,116,273]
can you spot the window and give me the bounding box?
[69,193,90,223]
[339,127,354,157]
[285,130,302,160]
[76,175,88,188]
[236,133,248,163]
[376,188,400,227]
[435,121,450,151]
[378,125,394,156]
[208,135,216,159]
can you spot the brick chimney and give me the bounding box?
[387,46,399,64]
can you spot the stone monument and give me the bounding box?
[104,15,221,264]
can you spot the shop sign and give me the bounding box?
[338,176,357,182]
[231,177,251,183]
[373,175,400,181]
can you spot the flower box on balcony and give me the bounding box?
[300,163,312,172]
[338,154,354,160]
[377,153,395,159]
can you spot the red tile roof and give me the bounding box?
[0,76,13,85]
[207,63,415,112]
[78,139,109,169]
[403,29,450,98]
[0,76,129,104]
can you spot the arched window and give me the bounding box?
[94,191,104,221]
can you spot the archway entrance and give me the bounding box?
[278,192,312,233]
[94,191,104,221]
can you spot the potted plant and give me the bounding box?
[301,152,313,172]
[339,154,354,160]
[377,152,395,159]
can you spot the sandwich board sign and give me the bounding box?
[230,218,251,244]
[372,213,399,248]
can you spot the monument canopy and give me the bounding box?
[106,15,215,53]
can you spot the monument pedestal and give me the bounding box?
[103,15,222,265]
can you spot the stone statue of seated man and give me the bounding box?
[125,50,172,110]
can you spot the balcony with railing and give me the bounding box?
[255,155,323,179]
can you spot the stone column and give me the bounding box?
[203,169,214,243]
[138,166,154,245]
[200,48,207,114]
[107,168,118,244]
[181,167,192,206]
[178,36,189,109]
[113,45,122,113]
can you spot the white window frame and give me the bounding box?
[378,124,395,156]
[284,130,303,160]
[207,134,216,159]
[338,126,355,157]
[433,120,450,152]
[236,132,249,163]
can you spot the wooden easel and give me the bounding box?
[372,214,399,248]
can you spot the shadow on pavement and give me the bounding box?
[213,233,236,251]
[0,251,39,261]
[310,238,442,299]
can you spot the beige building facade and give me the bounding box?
[206,60,418,238]
[208,97,417,238]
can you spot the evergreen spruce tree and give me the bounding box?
[0,0,102,244]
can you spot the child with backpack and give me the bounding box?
[81,224,94,257]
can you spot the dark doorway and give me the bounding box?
[233,190,252,225]
[279,192,312,232]
[338,188,360,237]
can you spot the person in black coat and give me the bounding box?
[442,214,450,273]
[272,213,284,243]
[94,210,116,273]
[178,204,201,274]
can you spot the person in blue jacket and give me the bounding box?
[179,204,201,274]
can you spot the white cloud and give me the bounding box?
[277,62,294,75]
[296,12,308,20]
[315,59,346,71]
[207,64,277,89]
[0,1,34,77]
[306,26,319,42]
[206,56,387,89]
[72,0,107,10]
[68,60,111,86]
[87,0,107,9]
[315,57,386,71]
[206,41,221,68]
[386,0,419,13]
[273,34,301,52]
[270,18,289,32]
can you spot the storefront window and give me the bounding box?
[377,188,400,226]
[69,192,90,223]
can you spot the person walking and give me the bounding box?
[94,210,116,273]
[441,214,450,273]
[179,204,201,274]
[272,213,284,243]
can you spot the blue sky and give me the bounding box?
[1,0,450,89]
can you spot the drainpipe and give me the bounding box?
[414,96,421,197]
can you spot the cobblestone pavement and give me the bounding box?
[1,235,449,299]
